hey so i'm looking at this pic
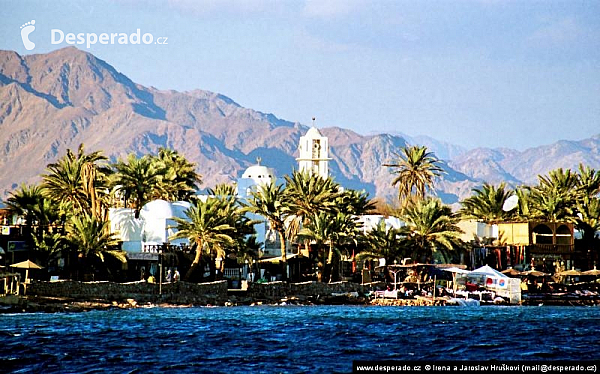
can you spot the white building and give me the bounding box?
[236,158,276,198]
[109,200,191,259]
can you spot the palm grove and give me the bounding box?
[5,143,600,283]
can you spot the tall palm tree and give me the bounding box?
[384,145,444,207]
[459,182,515,223]
[283,170,341,245]
[43,144,108,216]
[111,153,163,218]
[527,168,579,222]
[170,197,236,280]
[245,182,290,266]
[399,197,463,264]
[154,148,202,201]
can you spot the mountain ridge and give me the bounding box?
[1,47,599,205]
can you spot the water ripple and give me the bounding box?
[0,305,599,372]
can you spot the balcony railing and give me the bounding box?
[142,243,193,254]
[529,244,574,254]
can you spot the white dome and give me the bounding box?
[242,164,274,180]
[140,199,174,220]
[140,200,192,220]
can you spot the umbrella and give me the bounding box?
[10,260,43,283]
[522,270,549,277]
[582,267,600,276]
[556,269,582,276]
[501,268,524,276]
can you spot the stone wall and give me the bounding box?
[24,280,377,306]
[26,280,228,305]
[248,281,375,302]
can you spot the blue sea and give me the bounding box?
[1,305,599,373]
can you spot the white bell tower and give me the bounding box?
[296,118,331,179]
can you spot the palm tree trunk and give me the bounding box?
[278,230,287,281]
[328,242,338,283]
[316,243,323,282]
[279,230,287,262]
[184,241,204,280]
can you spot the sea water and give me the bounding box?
[1,305,599,373]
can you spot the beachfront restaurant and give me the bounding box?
[497,221,582,272]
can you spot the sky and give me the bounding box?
[1,0,599,150]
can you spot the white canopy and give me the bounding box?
[442,267,471,274]
[470,265,508,278]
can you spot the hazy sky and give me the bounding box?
[2,0,599,150]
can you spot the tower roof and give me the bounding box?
[304,126,323,138]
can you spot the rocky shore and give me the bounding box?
[0,279,376,313]
[2,280,598,313]
[0,293,372,313]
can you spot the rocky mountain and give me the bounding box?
[1,47,599,206]
[449,137,600,188]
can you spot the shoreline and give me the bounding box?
[2,293,599,313]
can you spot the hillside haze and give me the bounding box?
[1,47,599,205]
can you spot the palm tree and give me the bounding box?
[154,148,202,201]
[5,184,46,227]
[283,170,341,246]
[5,184,65,245]
[43,144,108,216]
[170,197,236,280]
[459,182,515,223]
[245,182,290,266]
[577,197,600,239]
[32,230,67,271]
[358,220,407,283]
[573,165,600,258]
[298,211,361,282]
[64,213,124,279]
[576,164,600,199]
[325,212,361,282]
[527,168,579,222]
[384,145,444,207]
[574,165,600,257]
[337,188,376,216]
[111,153,163,218]
[297,212,335,282]
[515,187,532,219]
[399,197,463,264]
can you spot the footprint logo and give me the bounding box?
[20,20,36,51]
